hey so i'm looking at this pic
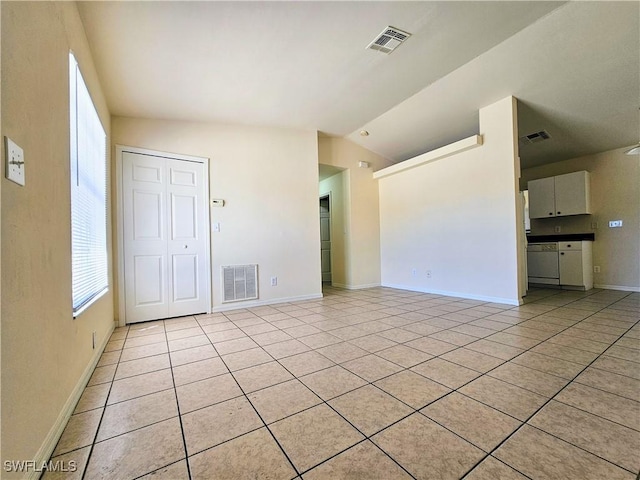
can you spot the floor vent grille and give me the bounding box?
[222,264,258,303]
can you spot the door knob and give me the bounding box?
[184,245,188,249]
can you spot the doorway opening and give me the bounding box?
[320,194,332,284]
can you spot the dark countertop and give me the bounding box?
[527,233,595,242]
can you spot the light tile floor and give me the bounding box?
[45,286,640,479]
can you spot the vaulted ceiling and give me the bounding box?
[78,1,639,168]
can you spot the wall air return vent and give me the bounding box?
[222,264,258,303]
[367,27,411,54]
[520,130,552,144]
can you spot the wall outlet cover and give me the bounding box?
[5,136,25,186]
[608,220,623,228]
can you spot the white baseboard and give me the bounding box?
[594,284,640,293]
[29,322,115,480]
[381,283,521,306]
[331,282,381,290]
[212,293,324,313]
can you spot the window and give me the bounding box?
[69,52,108,316]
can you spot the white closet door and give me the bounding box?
[166,158,208,317]
[123,151,209,323]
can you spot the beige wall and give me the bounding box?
[111,117,322,312]
[378,97,523,304]
[522,147,640,290]
[318,136,393,288]
[1,2,114,473]
[319,171,347,286]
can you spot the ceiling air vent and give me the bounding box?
[520,130,552,144]
[367,27,411,54]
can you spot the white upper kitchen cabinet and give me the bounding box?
[528,171,591,219]
[528,176,556,219]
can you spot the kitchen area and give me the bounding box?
[525,170,595,291]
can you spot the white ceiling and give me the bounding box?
[78,1,639,169]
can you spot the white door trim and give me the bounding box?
[116,145,212,326]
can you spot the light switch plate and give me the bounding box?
[5,137,25,186]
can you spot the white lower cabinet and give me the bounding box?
[558,241,593,290]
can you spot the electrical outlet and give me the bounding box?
[270,276,277,287]
[554,226,561,233]
[593,266,601,273]
[609,220,623,228]
[591,222,598,230]
[5,137,25,186]
[426,270,432,278]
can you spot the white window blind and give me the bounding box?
[69,52,108,316]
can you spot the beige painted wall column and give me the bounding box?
[377,96,523,304]
[318,136,393,289]
[1,2,114,473]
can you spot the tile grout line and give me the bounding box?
[77,325,129,480]
[223,307,425,478]
[72,288,637,479]
[294,289,634,478]
[162,316,196,480]
[204,338,304,479]
[459,291,639,478]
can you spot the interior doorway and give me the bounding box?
[320,194,332,283]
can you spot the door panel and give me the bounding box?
[554,172,588,216]
[559,250,583,285]
[170,168,197,186]
[133,164,162,183]
[133,191,163,239]
[166,158,208,318]
[171,194,197,239]
[528,177,555,219]
[123,152,209,323]
[172,254,198,302]
[133,255,164,305]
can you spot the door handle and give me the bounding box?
[184,245,188,249]
[560,252,565,255]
